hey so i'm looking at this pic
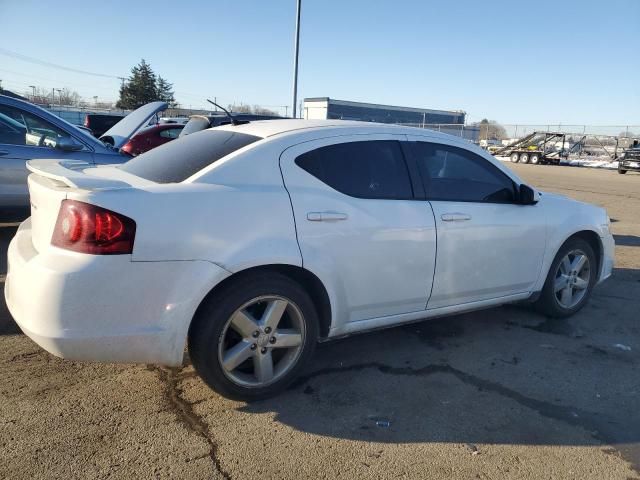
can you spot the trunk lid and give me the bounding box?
[26,159,149,253]
[99,101,167,149]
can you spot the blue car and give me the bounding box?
[0,95,166,207]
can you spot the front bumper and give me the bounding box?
[619,159,640,171]
[598,229,615,284]
[5,219,230,366]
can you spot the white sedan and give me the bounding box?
[5,120,614,400]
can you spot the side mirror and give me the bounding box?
[56,136,84,152]
[518,184,539,205]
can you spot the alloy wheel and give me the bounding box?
[554,249,591,309]
[217,295,306,388]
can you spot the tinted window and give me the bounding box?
[120,129,261,183]
[0,104,71,148]
[411,142,515,203]
[295,140,413,199]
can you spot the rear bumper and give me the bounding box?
[5,218,230,366]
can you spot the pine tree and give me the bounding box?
[156,76,175,107]
[116,59,159,109]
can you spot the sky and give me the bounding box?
[0,0,638,125]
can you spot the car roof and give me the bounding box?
[215,119,413,138]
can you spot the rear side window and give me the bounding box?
[411,142,516,203]
[119,129,260,183]
[295,140,413,199]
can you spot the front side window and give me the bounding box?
[411,142,515,203]
[295,140,413,200]
[0,104,70,148]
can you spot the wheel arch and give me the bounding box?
[189,264,333,341]
[555,229,603,279]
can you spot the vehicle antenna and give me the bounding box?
[206,99,238,125]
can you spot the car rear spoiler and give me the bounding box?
[26,159,132,190]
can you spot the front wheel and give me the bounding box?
[189,273,319,401]
[534,238,597,318]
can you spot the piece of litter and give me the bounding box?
[375,420,390,428]
[571,412,579,418]
[613,344,632,352]
[466,443,480,455]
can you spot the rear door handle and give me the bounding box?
[307,211,348,222]
[0,150,9,156]
[441,213,472,222]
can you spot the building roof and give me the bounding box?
[303,97,464,116]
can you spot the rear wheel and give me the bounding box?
[618,169,627,174]
[189,273,319,401]
[535,238,597,318]
[520,153,530,164]
[510,152,520,163]
[530,154,540,164]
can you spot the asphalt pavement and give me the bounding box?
[1,163,639,479]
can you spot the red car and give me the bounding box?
[121,123,184,156]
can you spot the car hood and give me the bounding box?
[99,101,167,149]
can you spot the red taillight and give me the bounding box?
[84,116,90,127]
[51,200,136,255]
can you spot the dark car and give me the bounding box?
[121,123,184,156]
[83,113,126,137]
[619,140,640,175]
[179,113,286,138]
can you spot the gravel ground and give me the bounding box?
[1,163,639,479]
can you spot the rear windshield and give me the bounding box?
[119,129,261,183]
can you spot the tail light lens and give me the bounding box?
[52,200,136,255]
[84,116,90,127]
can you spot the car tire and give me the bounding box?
[189,272,319,401]
[520,153,530,164]
[530,154,540,164]
[510,152,520,163]
[618,169,627,174]
[534,237,597,318]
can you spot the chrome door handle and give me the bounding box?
[441,213,472,222]
[307,211,348,222]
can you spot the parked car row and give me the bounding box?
[0,94,167,207]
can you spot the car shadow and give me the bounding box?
[614,234,640,247]
[239,267,639,467]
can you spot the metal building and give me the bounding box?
[303,97,465,125]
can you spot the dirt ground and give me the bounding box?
[1,163,639,479]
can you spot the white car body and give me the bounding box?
[5,120,614,367]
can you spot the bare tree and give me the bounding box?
[473,119,507,140]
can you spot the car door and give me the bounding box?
[406,136,547,309]
[0,104,95,207]
[280,134,437,326]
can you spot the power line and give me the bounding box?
[0,47,123,79]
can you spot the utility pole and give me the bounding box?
[56,89,62,106]
[284,105,288,117]
[292,0,301,118]
[29,85,36,99]
[51,88,55,104]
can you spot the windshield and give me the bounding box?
[119,129,261,183]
